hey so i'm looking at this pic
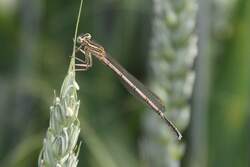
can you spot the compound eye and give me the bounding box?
[76,36,82,43]
[84,33,92,39]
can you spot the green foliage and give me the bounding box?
[209,0,250,166]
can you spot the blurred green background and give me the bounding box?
[0,0,249,167]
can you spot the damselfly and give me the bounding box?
[75,33,182,140]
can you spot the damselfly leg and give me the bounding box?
[74,45,92,71]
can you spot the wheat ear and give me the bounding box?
[38,0,84,166]
[140,0,197,166]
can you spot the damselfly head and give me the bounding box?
[77,33,92,44]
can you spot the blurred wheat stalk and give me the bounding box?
[140,0,197,166]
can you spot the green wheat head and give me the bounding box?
[38,72,81,167]
[38,0,84,166]
[140,0,197,166]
